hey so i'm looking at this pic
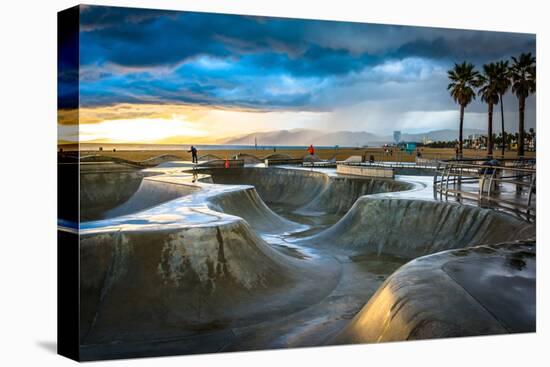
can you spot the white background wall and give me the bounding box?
[0,0,547,366]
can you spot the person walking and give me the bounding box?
[307,144,315,156]
[188,145,198,163]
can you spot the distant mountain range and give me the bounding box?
[223,128,485,147]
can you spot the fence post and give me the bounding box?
[444,163,452,201]
[526,173,536,222]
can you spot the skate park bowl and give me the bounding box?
[79,167,198,221]
[62,162,536,360]
[200,167,412,229]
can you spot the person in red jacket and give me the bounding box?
[307,144,315,156]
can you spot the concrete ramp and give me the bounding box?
[79,218,339,347]
[80,170,149,221]
[79,165,309,236]
[302,197,535,259]
[104,177,198,219]
[203,167,412,217]
[331,241,535,344]
[298,175,410,215]
[207,187,307,234]
[204,167,329,208]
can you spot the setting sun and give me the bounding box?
[77,116,208,143]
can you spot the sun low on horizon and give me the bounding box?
[57,103,329,144]
[58,5,536,145]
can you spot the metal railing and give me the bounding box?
[433,160,536,222]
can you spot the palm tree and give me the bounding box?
[477,63,501,158]
[510,53,536,157]
[494,61,511,157]
[447,62,480,158]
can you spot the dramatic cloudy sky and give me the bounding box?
[58,5,536,143]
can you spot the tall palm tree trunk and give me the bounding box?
[518,95,526,157]
[459,105,464,159]
[500,93,506,157]
[487,103,493,158]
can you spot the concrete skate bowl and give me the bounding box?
[200,167,413,229]
[303,197,535,259]
[71,165,536,358]
[206,187,305,235]
[330,240,536,344]
[77,166,413,359]
[293,197,536,343]
[79,217,340,360]
[79,168,197,221]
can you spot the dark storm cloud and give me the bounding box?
[79,6,534,68]
[76,4,536,126]
[392,31,535,63]
[79,5,177,31]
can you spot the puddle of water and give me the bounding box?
[349,253,410,277]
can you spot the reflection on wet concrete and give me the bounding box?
[349,253,409,280]
[331,241,535,345]
[443,244,536,333]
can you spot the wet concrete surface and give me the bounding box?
[66,163,536,360]
[331,241,536,344]
[80,244,410,360]
[442,246,535,333]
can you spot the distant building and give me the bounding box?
[393,131,402,144]
[398,141,416,153]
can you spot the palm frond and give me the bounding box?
[447,61,479,107]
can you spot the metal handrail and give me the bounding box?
[434,160,536,222]
[438,162,536,174]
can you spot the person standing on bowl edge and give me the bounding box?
[188,145,198,163]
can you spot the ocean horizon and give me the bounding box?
[63,143,370,151]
